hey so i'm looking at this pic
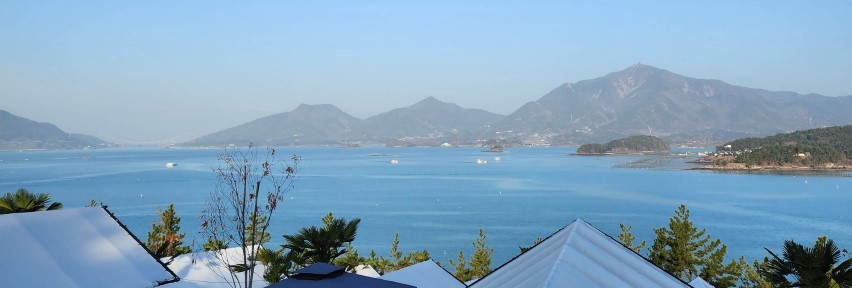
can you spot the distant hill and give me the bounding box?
[190,97,503,146]
[0,110,107,150]
[188,65,852,146]
[498,64,852,143]
[718,125,852,166]
[577,135,670,154]
[355,97,502,142]
[189,104,362,146]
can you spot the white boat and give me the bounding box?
[494,156,501,161]
[476,159,488,164]
[165,162,177,168]
[390,159,399,164]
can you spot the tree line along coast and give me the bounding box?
[3,144,852,287]
[575,125,852,171]
[700,125,852,170]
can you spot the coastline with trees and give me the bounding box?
[698,125,852,171]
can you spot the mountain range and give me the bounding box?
[190,64,852,146]
[188,97,503,146]
[5,65,851,149]
[0,110,106,150]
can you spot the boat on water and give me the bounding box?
[165,162,177,168]
[476,159,488,164]
[494,156,501,161]
[390,159,399,164]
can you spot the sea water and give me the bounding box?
[1,147,850,266]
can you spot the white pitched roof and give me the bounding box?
[0,207,178,288]
[470,219,690,288]
[353,264,381,278]
[165,246,268,288]
[380,260,465,288]
[689,277,715,288]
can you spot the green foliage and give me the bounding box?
[0,188,63,214]
[282,212,360,266]
[518,237,543,253]
[354,233,433,275]
[735,143,842,166]
[449,250,472,281]
[256,247,295,284]
[577,143,606,154]
[406,249,432,265]
[649,204,741,287]
[333,243,366,271]
[721,125,852,165]
[699,244,742,288]
[449,229,493,282]
[202,237,228,252]
[762,236,852,287]
[389,233,404,269]
[617,223,646,253]
[364,249,392,275]
[577,135,670,154]
[146,204,192,259]
[245,211,271,246]
[739,257,772,288]
[470,229,494,279]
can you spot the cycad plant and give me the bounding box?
[763,236,852,287]
[0,188,63,214]
[282,212,360,266]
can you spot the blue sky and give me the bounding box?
[2,1,851,142]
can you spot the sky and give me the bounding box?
[2,1,851,143]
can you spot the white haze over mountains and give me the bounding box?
[2,2,851,143]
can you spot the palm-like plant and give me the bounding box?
[0,189,63,214]
[763,236,852,287]
[282,213,360,266]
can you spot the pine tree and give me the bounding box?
[738,257,772,288]
[449,250,472,281]
[405,249,431,265]
[202,237,228,252]
[147,204,191,259]
[365,249,391,274]
[333,243,365,271]
[617,223,646,253]
[518,237,543,253]
[449,229,494,282]
[245,211,271,246]
[649,204,741,287]
[469,229,494,279]
[389,233,405,270]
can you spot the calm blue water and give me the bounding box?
[1,147,850,266]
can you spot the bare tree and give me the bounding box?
[201,144,299,288]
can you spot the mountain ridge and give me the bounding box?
[501,64,851,141]
[188,64,852,146]
[0,110,107,150]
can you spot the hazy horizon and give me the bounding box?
[2,1,851,143]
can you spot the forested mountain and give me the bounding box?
[498,64,852,142]
[719,125,852,166]
[0,110,106,150]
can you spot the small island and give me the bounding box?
[576,135,670,155]
[698,125,851,171]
